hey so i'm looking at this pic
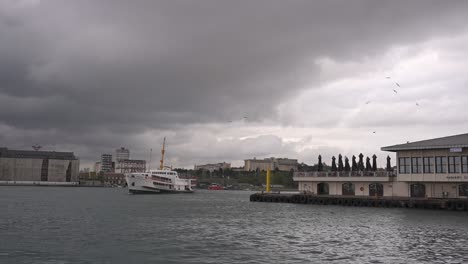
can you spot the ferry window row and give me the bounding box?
[399,156,468,174]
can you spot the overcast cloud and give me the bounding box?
[1,0,468,169]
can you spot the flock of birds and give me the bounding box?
[368,76,421,134]
[227,77,421,135]
[385,76,420,106]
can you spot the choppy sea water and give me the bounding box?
[1,186,467,264]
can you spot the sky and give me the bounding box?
[1,0,468,170]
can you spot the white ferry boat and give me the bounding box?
[125,169,193,194]
[125,138,194,194]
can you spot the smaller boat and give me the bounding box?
[208,183,224,190]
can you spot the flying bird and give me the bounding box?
[395,82,401,87]
[373,131,376,134]
[365,101,371,104]
[386,76,391,79]
[416,103,420,106]
[393,89,398,94]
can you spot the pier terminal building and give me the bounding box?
[294,133,468,199]
[0,147,80,184]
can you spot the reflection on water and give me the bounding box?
[1,187,467,264]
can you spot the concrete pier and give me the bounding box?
[249,193,468,211]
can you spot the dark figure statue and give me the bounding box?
[331,156,337,172]
[372,154,377,171]
[351,155,358,171]
[318,155,323,172]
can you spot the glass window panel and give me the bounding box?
[435,156,447,173]
[423,157,434,173]
[462,156,468,173]
[448,156,461,173]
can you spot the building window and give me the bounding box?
[410,183,426,198]
[317,183,329,195]
[369,183,383,197]
[411,157,422,174]
[448,156,461,173]
[459,184,468,196]
[342,183,355,196]
[423,157,434,173]
[435,156,447,173]
[462,156,468,173]
[398,157,411,174]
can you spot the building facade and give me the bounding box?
[194,162,231,172]
[0,147,80,183]
[244,157,298,172]
[382,133,468,198]
[103,173,126,186]
[293,133,468,199]
[115,159,146,173]
[101,154,113,172]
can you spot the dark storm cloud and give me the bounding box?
[1,0,468,166]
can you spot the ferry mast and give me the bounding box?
[159,137,166,170]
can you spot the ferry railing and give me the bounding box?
[294,171,396,178]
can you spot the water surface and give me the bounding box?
[1,187,467,264]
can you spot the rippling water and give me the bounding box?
[1,186,467,264]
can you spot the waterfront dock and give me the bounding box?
[249,193,468,211]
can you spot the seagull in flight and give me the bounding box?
[386,76,391,79]
[365,101,371,104]
[416,103,420,106]
[395,82,401,87]
[373,131,376,134]
[393,89,398,94]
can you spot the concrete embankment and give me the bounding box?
[249,193,468,211]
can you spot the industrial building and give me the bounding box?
[294,133,468,199]
[0,147,80,184]
[194,162,231,172]
[244,157,298,172]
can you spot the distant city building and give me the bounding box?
[115,147,130,162]
[115,159,146,173]
[0,147,80,183]
[244,157,298,172]
[103,173,126,186]
[94,162,102,173]
[101,154,113,172]
[194,162,231,172]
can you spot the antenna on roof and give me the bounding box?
[32,144,42,151]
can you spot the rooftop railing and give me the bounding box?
[294,171,396,177]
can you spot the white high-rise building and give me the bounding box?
[115,147,130,162]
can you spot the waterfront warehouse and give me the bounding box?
[0,147,80,184]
